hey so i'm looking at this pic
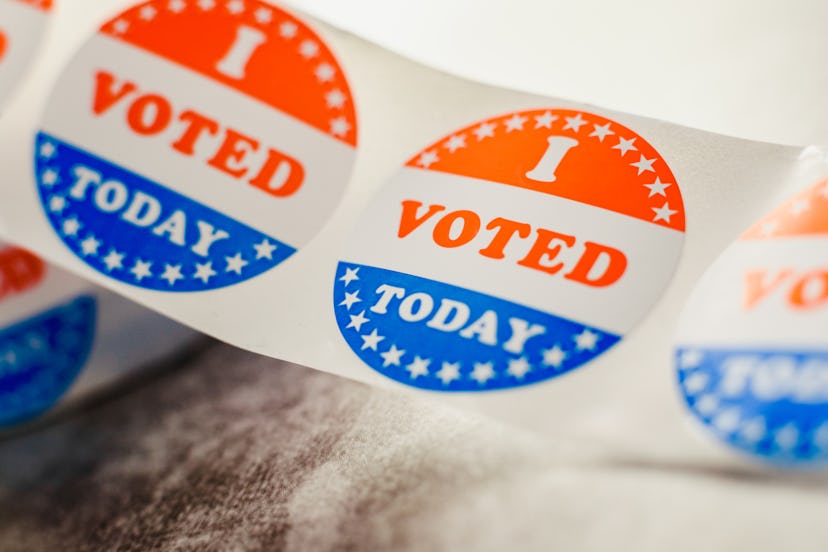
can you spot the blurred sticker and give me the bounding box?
[0,0,52,108]
[676,178,828,465]
[334,108,685,391]
[0,244,95,426]
[35,0,357,292]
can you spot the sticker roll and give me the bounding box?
[0,240,203,429]
[0,0,827,469]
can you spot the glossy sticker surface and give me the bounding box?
[35,0,356,292]
[334,108,685,391]
[676,178,828,465]
[0,0,52,108]
[0,244,96,426]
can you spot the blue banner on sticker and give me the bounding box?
[334,263,620,392]
[34,132,296,292]
[677,346,828,466]
[0,295,96,426]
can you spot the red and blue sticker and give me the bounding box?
[0,244,95,426]
[334,108,685,391]
[34,0,357,292]
[0,0,52,108]
[676,178,828,466]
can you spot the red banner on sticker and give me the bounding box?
[101,0,356,146]
[742,178,828,240]
[405,109,685,232]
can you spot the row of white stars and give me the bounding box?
[679,349,828,452]
[109,1,352,140]
[337,267,601,384]
[415,112,679,224]
[757,182,828,236]
[43,180,277,286]
[351,326,599,384]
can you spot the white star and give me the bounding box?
[315,62,336,82]
[325,89,347,109]
[534,111,557,129]
[679,349,704,369]
[470,362,495,384]
[48,195,66,213]
[643,176,671,197]
[652,202,678,223]
[542,345,567,368]
[339,267,360,286]
[712,408,741,434]
[417,150,439,168]
[41,169,59,186]
[437,361,461,384]
[339,290,361,310]
[198,0,215,9]
[1,349,16,365]
[253,239,277,260]
[346,310,369,331]
[406,356,431,379]
[682,372,709,394]
[380,344,406,367]
[226,0,245,15]
[774,424,799,451]
[790,198,811,216]
[694,394,719,416]
[760,219,779,236]
[563,113,587,132]
[299,40,319,58]
[225,253,249,275]
[472,122,496,141]
[613,136,638,156]
[573,329,599,351]
[360,329,385,351]
[39,141,56,158]
[739,417,766,444]
[254,6,272,23]
[26,334,45,350]
[504,113,528,132]
[130,259,153,282]
[80,235,100,256]
[62,217,81,236]
[102,249,124,271]
[444,134,467,153]
[168,0,186,13]
[112,18,129,35]
[161,264,184,286]
[194,261,217,284]
[630,155,656,175]
[507,357,532,379]
[139,4,157,19]
[813,423,828,449]
[330,117,351,137]
[279,21,298,39]
[589,122,614,142]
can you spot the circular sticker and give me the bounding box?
[675,178,828,466]
[0,244,96,426]
[334,108,685,391]
[35,0,357,292]
[0,0,52,108]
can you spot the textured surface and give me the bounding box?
[0,343,827,551]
